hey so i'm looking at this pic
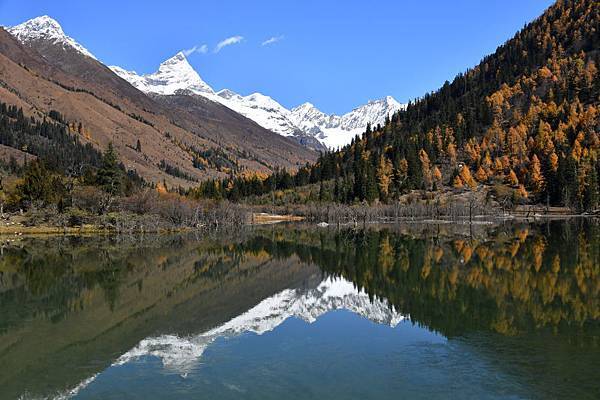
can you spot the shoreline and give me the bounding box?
[0,212,594,237]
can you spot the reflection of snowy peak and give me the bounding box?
[8,15,96,60]
[116,277,404,373]
[218,276,403,335]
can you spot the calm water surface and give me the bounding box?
[0,221,598,399]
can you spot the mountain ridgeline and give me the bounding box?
[193,0,599,211]
[0,17,317,189]
[110,52,404,151]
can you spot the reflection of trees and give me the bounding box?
[1,222,597,339]
[0,236,207,330]
[0,233,289,333]
[242,221,599,337]
[0,232,320,400]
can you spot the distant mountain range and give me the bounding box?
[6,15,403,151]
[109,53,404,149]
[1,16,317,185]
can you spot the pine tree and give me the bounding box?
[96,142,123,195]
[18,160,53,205]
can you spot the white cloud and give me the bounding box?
[214,35,244,53]
[182,44,208,56]
[262,35,284,46]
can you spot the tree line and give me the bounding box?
[0,102,143,211]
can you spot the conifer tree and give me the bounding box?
[96,142,123,195]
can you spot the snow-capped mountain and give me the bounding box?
[7,15,96,60]
[290,96,404,149]
[7,15,403,150]
[109,52,403,149]
[215,89,301,137]
[116,277,404,373]
[109,55,309,141]
[110,52,214,96]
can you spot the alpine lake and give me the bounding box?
[1,219,598,400]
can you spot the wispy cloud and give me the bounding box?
[214,35,244,53]
[262,35,284,46]
[182,44,208,56]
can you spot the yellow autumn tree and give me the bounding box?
[549,151,559,172]
[432,166,443,187]
[507,169,519,186]
[536,120,555,155]
[419,149,432,189]
[459,165,477,188]
[376,155,393,200]
[529,154,545,193]
[447,143,457,165]
[475,166,488,182]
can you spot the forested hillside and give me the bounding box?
[194,0,599,211]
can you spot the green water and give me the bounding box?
[0,221,598,399]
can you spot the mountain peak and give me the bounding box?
[217,89,241,100]
[111,51,214,96]
[383,95,399,105]
[292,102,316,112]
[365,95,400,107]
[161,51,189,66]
[13,15,63,35]
[8,15,96,60]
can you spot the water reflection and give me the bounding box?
[116,277,402,376]
[0,221,598,399]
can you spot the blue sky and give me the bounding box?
[1,0,554,114]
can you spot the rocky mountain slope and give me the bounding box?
[1,16,315,186]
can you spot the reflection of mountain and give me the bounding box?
[0,235,321,400]
[117,277,403,373]
[2,222,599,399]
[242,222,600,337]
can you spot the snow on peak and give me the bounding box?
[339,95,403,131]
[7,15,97,60]
[110,51,214,96]
[297,102,315,109]
[115,277,404,374]
[217,88,242,100]
[108,49,401,148]
[289,96,405,149]
[212,88,300,136]
[109,65,152,92]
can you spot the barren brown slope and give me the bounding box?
[0,28,316,187]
